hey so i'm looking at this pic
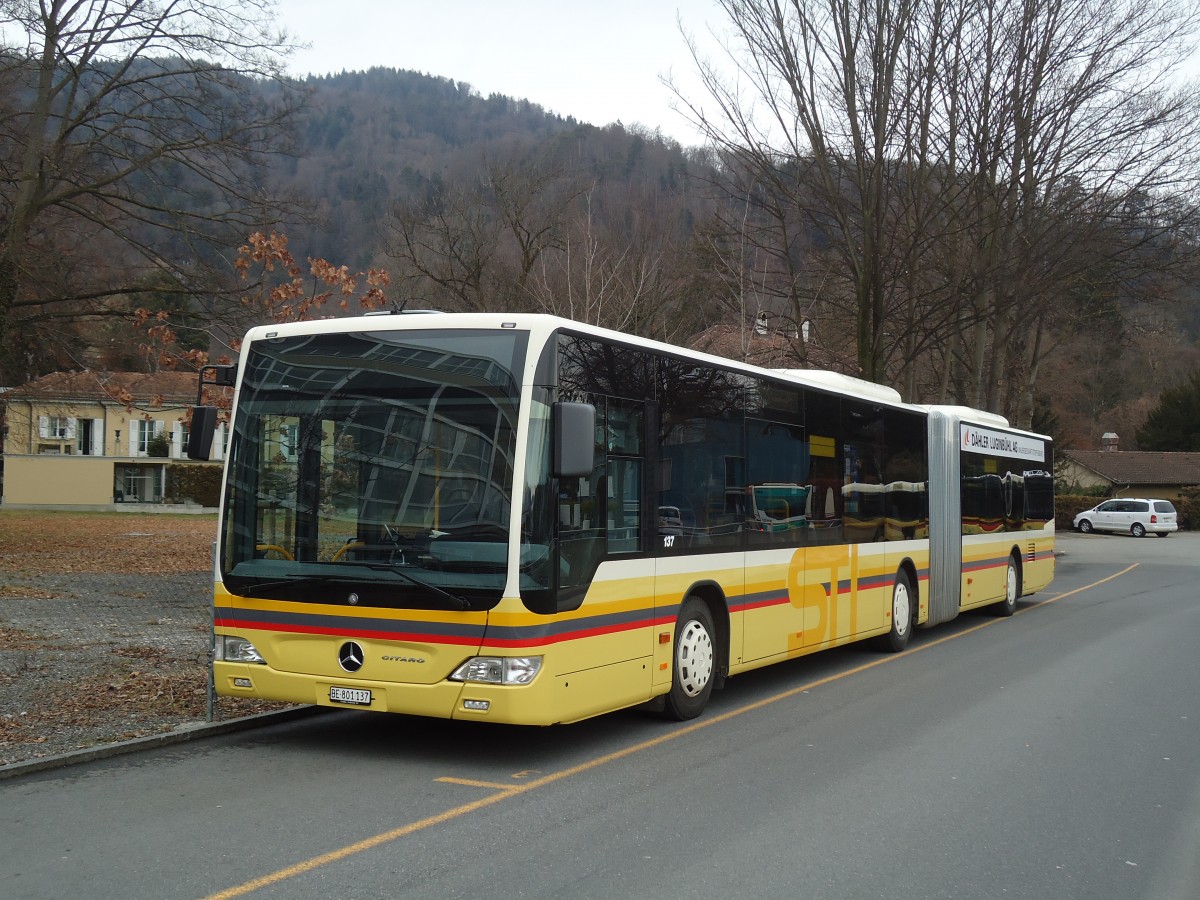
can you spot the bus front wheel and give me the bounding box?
[665,597,716,720]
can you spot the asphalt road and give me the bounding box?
[2,531,1198,900]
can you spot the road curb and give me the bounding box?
[0,706,326,782]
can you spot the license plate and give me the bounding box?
[330,686,372,706]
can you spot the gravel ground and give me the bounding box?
[0,512,287,768]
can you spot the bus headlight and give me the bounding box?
[215,635,266,664]
[450,656,543,685]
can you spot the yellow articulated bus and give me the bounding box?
[187,313,1055,725]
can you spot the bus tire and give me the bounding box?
[665,597,716,720]
[990,554,1020,617]
[876,569,914,653]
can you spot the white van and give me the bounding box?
[1073,498,1178,537]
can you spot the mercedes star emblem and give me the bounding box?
[337,641,365,673]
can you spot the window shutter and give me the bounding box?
[65,417,77,440]
[128,426,136,456]
[92,419,104,456]
[39,415,49,438]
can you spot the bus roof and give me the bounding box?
[771,369,903,404]
[238,312,957,416]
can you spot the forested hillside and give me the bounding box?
[278,68,597,268]
[4,0,1200,453]
[261,68,721,345]
[184,70,1200,452]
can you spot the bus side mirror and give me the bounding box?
[553,402,595,478]
[187,406,219,460]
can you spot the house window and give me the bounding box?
[135,419,157,455]
[77,419,95,455]
[39,416,75,439]
[172,421,190,459]
[121,466,163,502]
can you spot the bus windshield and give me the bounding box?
[220,327,527,610]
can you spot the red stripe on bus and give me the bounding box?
[213,617,482,646]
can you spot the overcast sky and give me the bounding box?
[277,0,729,145]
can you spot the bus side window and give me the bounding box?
[745,417,811,548]
[604,400,644,555]
[607,458,641,553]
[557,471,605,610]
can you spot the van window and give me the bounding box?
[1128,501,1149,512]
[1153,500,1176,513]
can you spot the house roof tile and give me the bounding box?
[1062,450,1200,485]
[4,371,197,405]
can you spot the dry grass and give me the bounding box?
[0,510,216,574]
[0,510,292,767]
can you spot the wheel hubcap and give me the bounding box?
[1007,564,1018,604]
[676,619,714,697]
[893,583,911,636]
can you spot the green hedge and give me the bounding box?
[165,463,223,507]
[1176,487,1200,531]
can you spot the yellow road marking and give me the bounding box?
[203,563,1137,899]
[435,777,519,791]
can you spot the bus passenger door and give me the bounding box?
[650,399,745,685]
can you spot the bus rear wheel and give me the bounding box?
[990,554,1020,617]
[876,569,914,653]
[665,597,716,720]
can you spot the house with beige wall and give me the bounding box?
[2,371,225,508]
[1059,444,1200,501]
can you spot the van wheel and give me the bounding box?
[876,570,914,652]
[1131,523,1146,538]
[664,597,716,720]
[1077,519,1092,534]
[1156,532,1169,538]
[991,555,1020,617]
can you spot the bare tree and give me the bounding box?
[932,0,1200,421]
[688,150,825,366]
[386,136,703,339]
[682,0,1200,420]
[386,146,586,312]
[525,186,693,338]
[681,0,921,382]
[0,0,301,381]
[486,151,587,303]
[388,175,502,311]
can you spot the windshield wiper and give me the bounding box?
[237,575,329,592]
[342,562,472,611]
